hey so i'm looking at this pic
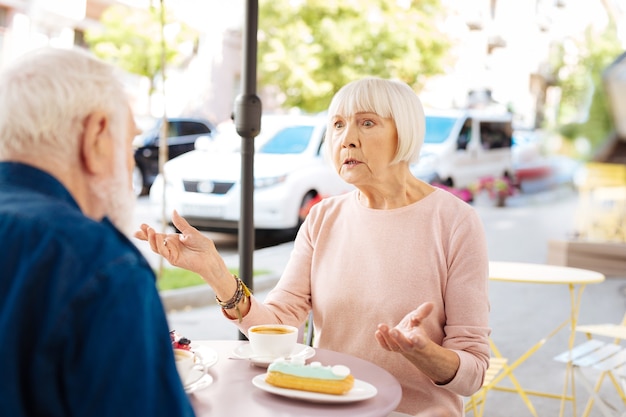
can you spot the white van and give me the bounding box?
[419,109,514,188]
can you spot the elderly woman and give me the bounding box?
[137,77,490,416]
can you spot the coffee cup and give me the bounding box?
[248,324,298,359]
[174,349,207,386]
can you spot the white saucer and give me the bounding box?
[191,344,219,368]
[252,374,377,403]
[184,368,213,393]
[231,343,316,367]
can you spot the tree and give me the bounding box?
[552,23,622,155]
[85,4,198,113]
[257,0,452,112]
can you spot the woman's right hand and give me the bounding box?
[134,210,231,283]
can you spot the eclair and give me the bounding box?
[265,358,354,395]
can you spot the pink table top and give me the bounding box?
[189,340,402,417]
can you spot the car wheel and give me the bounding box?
[298,192,320,225]
[270,192,320,242]
[133,166,147,197]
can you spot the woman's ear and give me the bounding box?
[81,110,113,175]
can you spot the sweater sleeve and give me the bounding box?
[437,207,491,396]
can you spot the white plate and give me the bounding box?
[231,343,316,367]
[252,374,377,403]
[191,345,219,369]
[184,368,213,393]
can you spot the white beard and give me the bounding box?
[91,152,136,237]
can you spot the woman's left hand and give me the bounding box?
[375,302,434,353]
[375,302,460,384]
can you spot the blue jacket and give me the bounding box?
[0,162,195,417]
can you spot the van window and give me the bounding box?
[457,120,472,150]
[479,121,512,149]
[424,116,457,144]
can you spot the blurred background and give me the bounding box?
[1,1,625,261]
[0,0,624,161]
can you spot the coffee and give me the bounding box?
[250,326,294,335]
[248,324,299,359]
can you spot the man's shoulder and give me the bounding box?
[1,192,150,279]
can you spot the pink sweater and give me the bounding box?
[236,189,491,416]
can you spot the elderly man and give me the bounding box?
[0,47,194,416]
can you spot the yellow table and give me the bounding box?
[487,261,606,417]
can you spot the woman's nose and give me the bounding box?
[340,123,358,148]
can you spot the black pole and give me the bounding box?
[234,0,262,340]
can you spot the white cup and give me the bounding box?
[248,324,299,359]
[174,349,206,385]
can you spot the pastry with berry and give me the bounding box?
[170,330,192,351]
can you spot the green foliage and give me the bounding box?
[157,268,205,291]
[257,0,451,112]
[156,268,271,291]
[553,24,622,154]
[85,4,197,95]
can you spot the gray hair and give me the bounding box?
[326,77,425,164]
[0,47,128,163]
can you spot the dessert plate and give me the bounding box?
[252,374,377,403]
[191,344,219,369]
[184,369,213,393]
[231,343,315,367]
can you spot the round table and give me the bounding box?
[188,340,402,417]
[486,261,605,417]
[489,261,606,285]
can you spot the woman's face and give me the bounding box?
[327,111,398,187]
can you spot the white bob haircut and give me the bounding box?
[0,47,128,163]
[326,77,426,164]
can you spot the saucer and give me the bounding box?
[232,343,316,367]
[184,368,213,393]
[190,344,219,368]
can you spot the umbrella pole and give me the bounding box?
[234,0,262,340]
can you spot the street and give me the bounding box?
[132,188,626,417]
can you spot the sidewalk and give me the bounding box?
[162,242,289,339]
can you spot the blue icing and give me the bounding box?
[267,360,350,380]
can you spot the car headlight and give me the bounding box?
[254,175,287,189]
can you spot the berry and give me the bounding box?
[169,330,192,350]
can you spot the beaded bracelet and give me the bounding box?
[215,274,252,322]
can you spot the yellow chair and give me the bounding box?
[465,356,509,416]
[554,314,626,417]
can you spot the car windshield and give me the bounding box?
[133,126,160,147]
[424,116,458,144]
[259,125,314,154]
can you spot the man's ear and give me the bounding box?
[81,111,113,175]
